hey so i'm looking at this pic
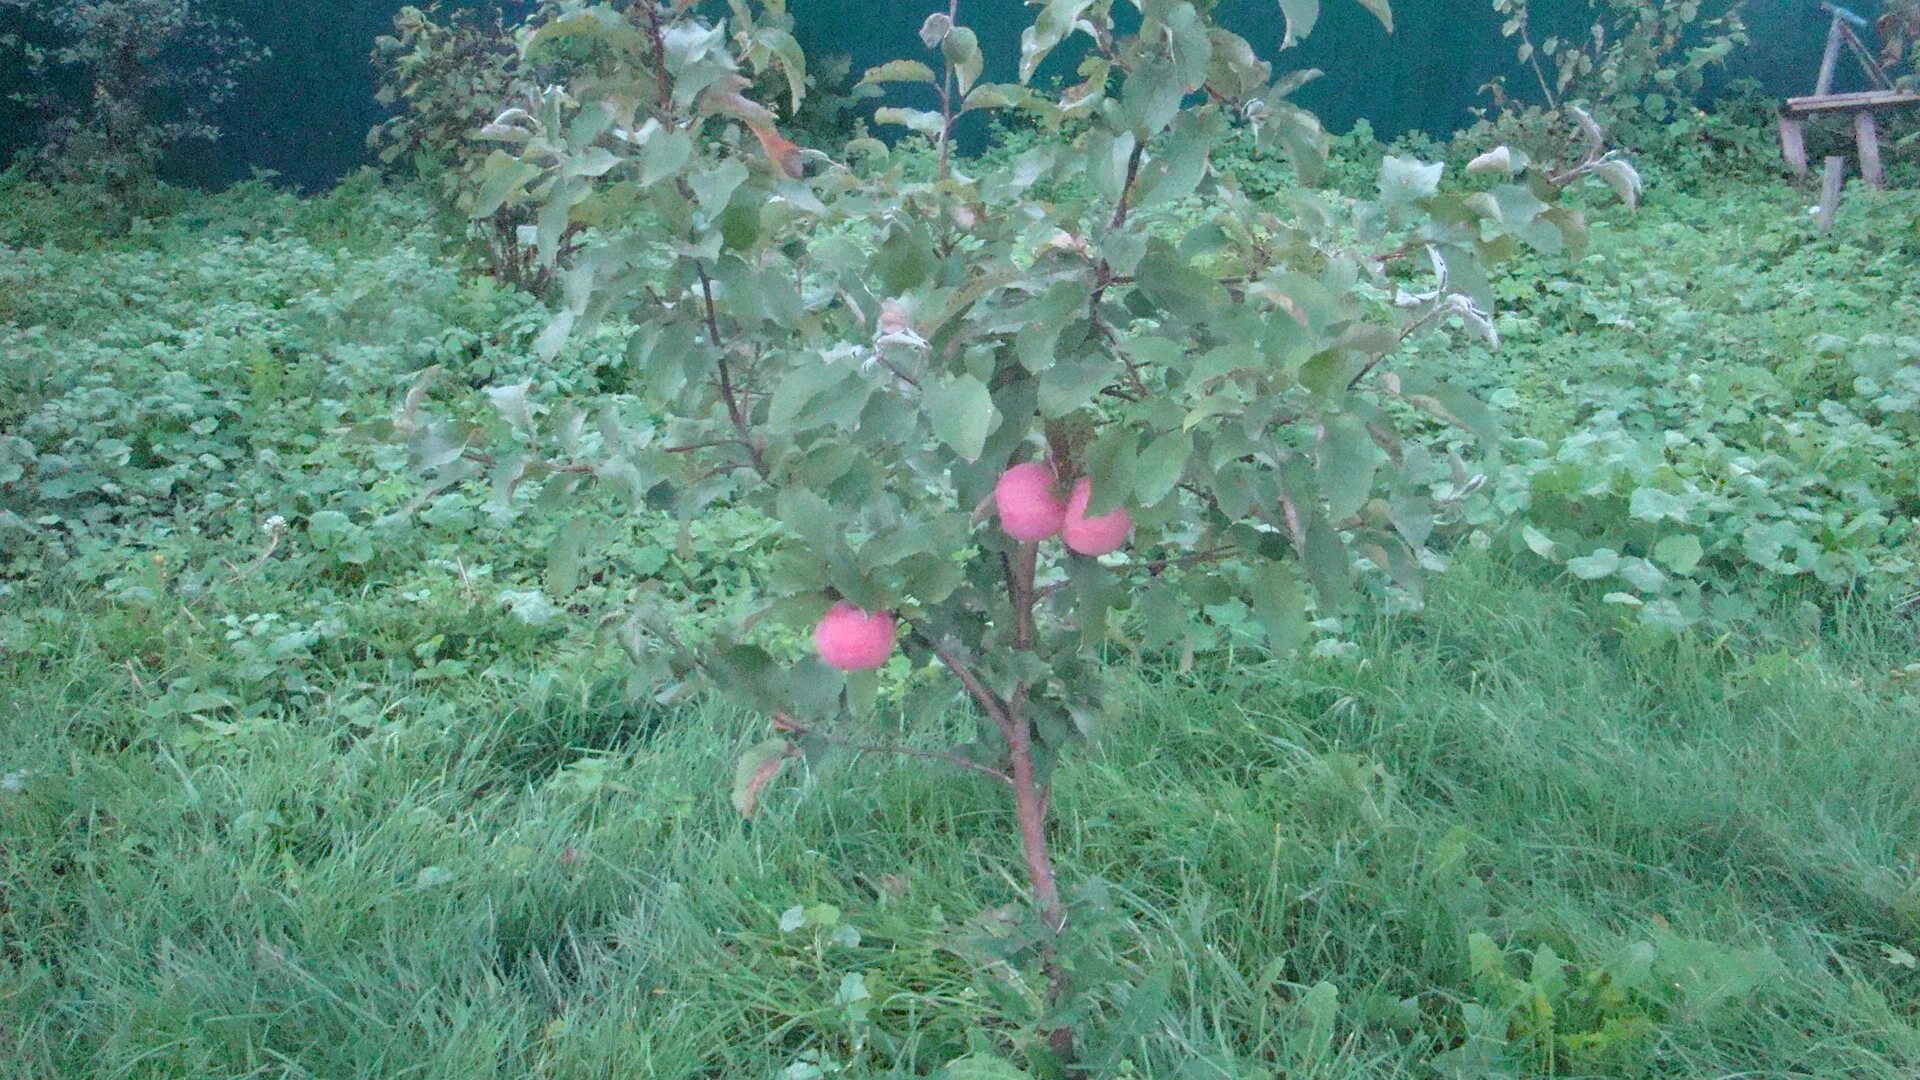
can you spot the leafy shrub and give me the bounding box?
[0,0,262,223]
[1473,0,1750,173]
[370,4,565,292]
[751,50,876,156]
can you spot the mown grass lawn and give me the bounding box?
[2,169,1918,1076]
[5,552,1918,1077]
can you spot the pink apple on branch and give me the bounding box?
[995,461,1068,542]
[812,603,898,671]
[1061,478,1133,557]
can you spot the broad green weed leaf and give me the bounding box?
[1653,534,1704,574]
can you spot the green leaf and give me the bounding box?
[874,106,947,137]
[1134,430,1191,507]
[758,27,808,111]
[768,359,858,433]
[1317,414,1380,522]
[1134,109,1217,210]
[1302,516,1355,610]
[731,738,793,817]
[859,59,937,87]
[1136,580,1187,651]
[1418,378,1502,447]
[1618,557,1668,593]
[307,510,350,545]
[1120,57,1184,138]
[1278,0,1320,46]
[695,160,751,221]
[1013,281,1091,373]
[524,8,628,51]
[1038,359,1113,417]
[926,375,998,463]
[545,518,594,598]
[960,83,1046,115]
[873,226,933,292]
[471,152,542,219]
[1088,128,1138,204]
[1249,562,1309,654]
[636,129,693,186]
[1653,534,1704,575]
[1630,487,1690,524]
[1379,155,1443,210]
[919,11,954,48]
[777,487,841,551]
[937,1053,1033,1080]
[1253,100,1328,185]
[1165,2,1213,88]
[1591,158,1642,209]
[1083,429,1139,516]
[1136,240,1227,327]
[1567,548,1621,580]
[1020,0,1097,83]
[535,309,576,362]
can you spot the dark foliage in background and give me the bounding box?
[0,0,262,218]
[369,3,555,291]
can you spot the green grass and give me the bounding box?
[4,551,1917,1077]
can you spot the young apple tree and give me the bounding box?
[388,0,1606,1059]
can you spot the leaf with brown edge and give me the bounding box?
[733,738,796,817]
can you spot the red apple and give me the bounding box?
[994,461,1067,542]
[813,603,897,671]
[1062,477,1133,556]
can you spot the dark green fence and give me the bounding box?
[0,2,1857,191]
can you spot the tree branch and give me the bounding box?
[1138,545,1237,578]
[696,263,769,477]
[1108,140,1147,231]
[770,712,1012,786]
[918,632,1015,735]
[1008,542,1039,652]
[873,350,923,389]
[936,0,960,183]
[639,0,677,127]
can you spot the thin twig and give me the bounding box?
[1108,140,1147,231]
[640,1,677,127]
[919,632,1014,734]
[696,263,769,477]
[771,712,1012,786]
[937,0,960,182]
[665,438,744,454]
[1139,545,1237,577]
[459,449,592,475]
[874,351,923,389]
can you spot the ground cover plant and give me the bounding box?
[2,2,1919,1076]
